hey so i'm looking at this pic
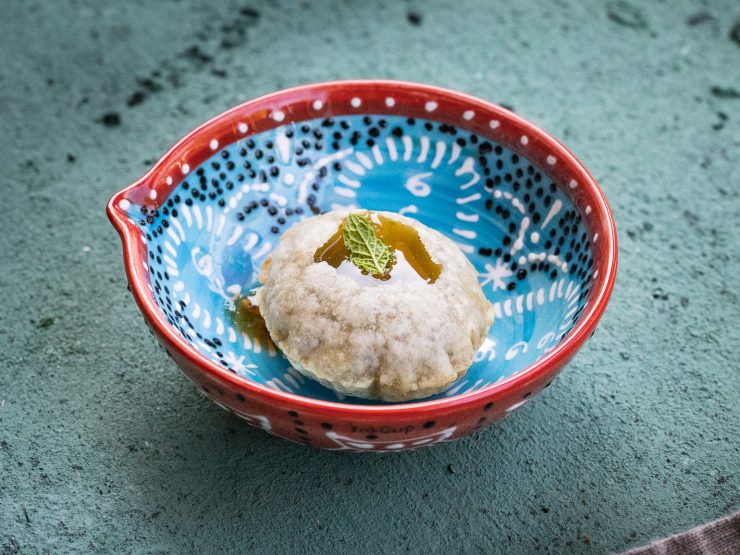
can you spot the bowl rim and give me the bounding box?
[107,79,618,416]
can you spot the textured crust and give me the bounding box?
[256,210,493,401]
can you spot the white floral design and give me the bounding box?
[223,352,257,376]
[479,258,513,291]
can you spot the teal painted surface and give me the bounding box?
[0,1,738,553]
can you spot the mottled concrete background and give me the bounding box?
[1,1,738,553]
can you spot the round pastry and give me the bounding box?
[255,209,493,401]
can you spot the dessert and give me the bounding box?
[255,209,493,401]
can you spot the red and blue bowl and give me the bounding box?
[107,80,617,451]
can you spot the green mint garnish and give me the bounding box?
[342,213,394,276]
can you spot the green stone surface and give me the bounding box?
[1,1,738,553]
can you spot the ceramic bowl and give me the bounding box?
[107,81,617,451]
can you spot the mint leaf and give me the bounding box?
[342,213,394,276]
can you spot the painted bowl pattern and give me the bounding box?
[108,81,617,451]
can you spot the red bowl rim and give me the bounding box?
[107,79,618,417]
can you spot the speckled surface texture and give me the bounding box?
[0,1,738,553]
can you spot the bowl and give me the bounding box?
[107,80,617,451]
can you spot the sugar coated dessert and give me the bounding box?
[255,209,493,401]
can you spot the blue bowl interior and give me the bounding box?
[126,114,594,405]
